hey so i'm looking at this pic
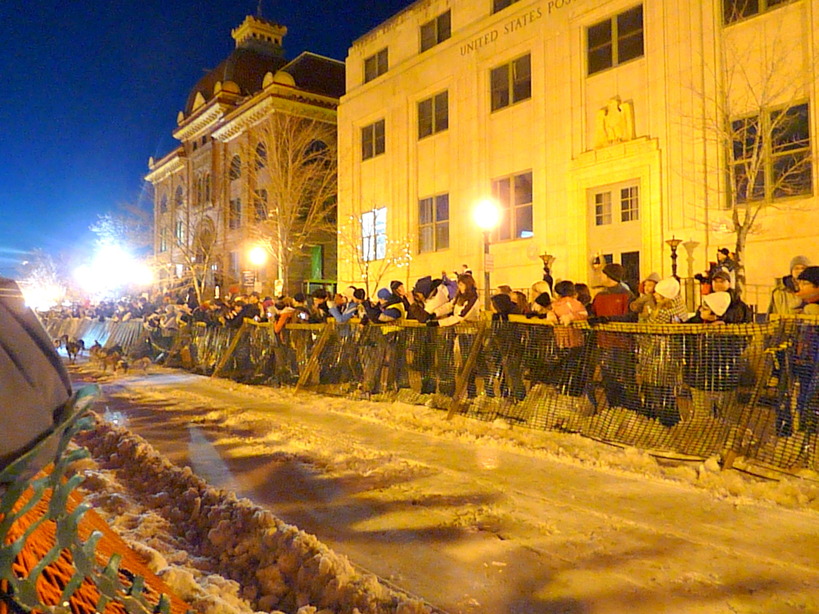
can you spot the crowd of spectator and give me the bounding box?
[43,251,819,434]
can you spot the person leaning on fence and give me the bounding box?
[551,280,590,398]
[407,275,451,393]
[682,291,745,422]
[589,263,639,411]
[710,270,753,323]
[360,287,408,394]
[427,274,482,397]
[788,266,819,434]
[483,293,527,401]
[630,272,661,322]
[768,256,811,317]
[637,277,688,426]
[308,289,331,323]
[329,289,359,323]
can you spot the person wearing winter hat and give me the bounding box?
[786,266,819,435]
[592,263,634,319]
[550,280,590,399]
[630,272,661,321]
[768,256,811,317]
[529,280,551,304]
[636,276,688,426]
[796,266,819,315]
[710,270,753,323]
[590,263,637,412]
[528,290,555,318]
[682,291,747,422]
[483,293,527,401]
[360,286,408,394]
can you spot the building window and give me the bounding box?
[490,54,531,112]
[229,198,242,230]
[492,171,533,241]
[364,48,388,83]
[361,119,386,160]
[175,186,184,209]
[592,181,640,226]
[255,142,267,169]
[492,0,521,13]
[594,192,612,226]
[731,102,812,203]
[159,195,168,214]
[620,185,639,221]
[159,228,168,252]
[420,10,451,52]
[361,207,387,261]
[587,5,644,76]
[204,174,211,204]
[229,251,240,277]
[229,155,242,181]
[254,189,268,222]
[723,0,792,25]
[418,91,449,139]
[418,194,449,253]
[175,220,185,244]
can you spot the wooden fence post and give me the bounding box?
[295,323,335,392]
[447,318,488,420]
[212,321,248,379]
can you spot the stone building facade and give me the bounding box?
[146,15,344,298]
[337,0,817,308]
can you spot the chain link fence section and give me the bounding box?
[44,316,818,474]
[0,387,187,614]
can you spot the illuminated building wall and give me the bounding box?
[338,0,818,307]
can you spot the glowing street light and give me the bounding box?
[473,198,501,309]
[248,245,267,293]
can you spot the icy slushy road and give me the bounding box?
[84,368,819,614]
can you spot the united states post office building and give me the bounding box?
[337,0,819,306]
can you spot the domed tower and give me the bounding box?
[182,15,289,118]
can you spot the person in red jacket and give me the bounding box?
[589,264,638,412]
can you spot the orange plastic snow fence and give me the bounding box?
[0,468,189,614]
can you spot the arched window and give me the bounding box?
[229,155,242,180]
[204,174,211,203]
[160,194,168,214]
[255,142,267,169]
[175,185,184,208]
[196,176,203,206]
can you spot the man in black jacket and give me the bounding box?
[710,270,753,323]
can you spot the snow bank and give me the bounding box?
[74,415,431,614]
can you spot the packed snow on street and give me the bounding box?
[67,362,819,614]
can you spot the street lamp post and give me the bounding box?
[473,199,501,310]
[248,245,267,294]
[666,235,683,280]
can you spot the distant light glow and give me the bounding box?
[21,282,64,311]
[74,244,153,295]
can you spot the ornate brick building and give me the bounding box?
[147,14,343,298]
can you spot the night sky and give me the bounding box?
[0,0,415,278]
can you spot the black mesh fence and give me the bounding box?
[44,315,819,474]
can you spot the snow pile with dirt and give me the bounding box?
[73,415,431,614]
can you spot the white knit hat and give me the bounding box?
[703,291,731,317]
[655,277,680,300]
